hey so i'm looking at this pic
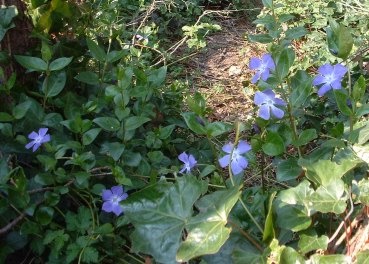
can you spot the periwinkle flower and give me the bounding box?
[102,186,128,216]
[178,152,197,173]
[254,89,286,120]
[313,63,348,97]
[25,128,51,152]
[218,140,251,175]
[249,53,275,83]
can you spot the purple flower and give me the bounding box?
[249,53,275,83]
[178,152,197,174]
[25,128,51,152]
[219,140,251,175]
[254,89,286,120]
[102,186,128,216]
[313,63,348,97]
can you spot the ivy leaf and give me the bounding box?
[274,180,313,232]
[176,187,240,262]
[124,176,207,263]
[298,234,328,254]
[276,158,302,182]
[310,179,347,214]
[357,179,369,206]
[309,254,351,263]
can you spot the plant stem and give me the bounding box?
[238,198,264,233]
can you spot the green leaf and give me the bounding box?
[148,66,167,87]
[290,70,313,108]
[274,47,295,81]
[158,125,175,139]
[263,192,276,243]
[48,57,73,71]
[74,71,99,85]
[36,155,57,171]
[248,34,274,43]
[12,101,31,119]
[187,92,206,116]
[261,0,272,9]
[81,247,99,263]
[327,19,353,59]
[298,158,360,186]
[352,75,366,103]
[262,132,285,156]
[41,41,52,61]
[199,165,216,178]
[14,55,47,71]
[309,254,351,263]
[176,187,240,262]
[100,142,125,161]
[275,180,313,232]
[35,206,54,225]
[93,117,120,132]
[334,90,352,116]
[182,112,207,135]
[124,116,151,131]
[293,129,317,147]
[42,71,66,97]
[357,250,369,264]
[86,38,106,62]
[280,247,305,264]
[357,179,369,206]
[125,176,207,263]
[82,128,101,145]
[298,234,328,254]
[206,121,233,137]
[106,50,124,63]
[285,26,308,40]
[310,179,347,214]
[276,158,302,181]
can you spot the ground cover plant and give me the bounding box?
[1,0,369,263]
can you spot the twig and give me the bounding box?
[229,221,263,252]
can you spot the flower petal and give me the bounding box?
[270,105,285,119]
[41,134,51,143]
[262,89,276,98]
[254,91,269,105]
[119,192,128,201]
[249,58,261,70]
[236,141,251,154]
[236,156,249,170]
[178,152,189,163]
[112,204,123,216]
[25,141,35,149]
[318,64,333,75]
[102,201,114,213]
[317,83,332,97]
[28,131,39,140]
[251,72,261,84]
[263,54,275,70]
[219,154,231,168]
[230,160,244,175]
[32,142,41,152]
[102,189,113,201]
[331,79,342,90]
[258,104,271,120]
[188,154,197,168]
[38,128,49,137]
[333,64,348,77]
[111,186,123,196]
[260,69,270,81]
[274,97,287,106]
[222,143,234,153]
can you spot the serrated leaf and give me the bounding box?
[176,187,240,262]
[298,234,328,254]
[49,57,73,71]
[93,117,120,132]
[82,247,99,263]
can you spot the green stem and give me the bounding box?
[239,198,264,233]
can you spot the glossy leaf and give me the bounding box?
[334,90,352,116]
[327,19,353,59]
[248,34,274,43]
[285,26,308,40]
[352,75,366,103]
[310,179,347,214]
[290,70,313,108]
[86,38,106,62]
[298,234,328,254]
[206,121,233,137]
[182,112,207,135]
[280,247,305,264]
[274,47,295,80]
[42,71,66,97]
[262,132,285,156]
[49,57,73,71]
[14,55,47,71]
[82,128,101,145]
[293,129,317,147]
[124,116,151,131]
[93,117,120,132]
[124,176,207,263]
[276,158,302,181]
[176,187,240,262]
[100,142,125,161]
[74,71,99,85]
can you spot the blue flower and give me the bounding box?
[249,53,275,83]
[218,140,251,175]
[313,63,348,97]
[178,152,197,173]
[254,89,286,120]
[25,128,51,152]
[102,186,128,216]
